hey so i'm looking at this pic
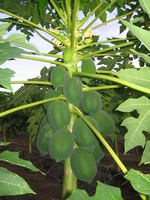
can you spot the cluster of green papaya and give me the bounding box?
[36,58,116,184]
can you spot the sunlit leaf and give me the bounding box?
[131,49,150,64]
[0,42,25,64]
[0,150,44,174]
[122,20,150,51]
[67,181,123,200]
[0,167,35,196]
[3,33,39,53]
[140,140,150,165]
[0,68,15,92]
[116,96,150,153]
[139,0,150,18]
[0,23,11,38]
[0,141,11,146]
[125,169,150,197]
[114,67,150,89]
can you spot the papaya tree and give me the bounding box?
[0,0,150,199]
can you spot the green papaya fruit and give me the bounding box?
[63,48,73,63]
[73,117,99,150]
[39,115,49,130]
[81,58,96,74]
[90,110,115,137]
[50,66,67,88]
[70,148,97,183]
[89,144,104,163]
[43,89,62,110]
[47,100,71,130]
[63,77,83,105]
[36,123,54,156]
[48,129,74,162]
[81,91,102,114]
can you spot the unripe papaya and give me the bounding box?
[89,144,104,163]
[50,66,67,88]
[73,117,99,150]
[43,89,62,110]
[63,48,73,63]
[81,58,96,74]
[81,91,102,114]
[36,123,54,156]
[90,110,115,137]
[63,77,83,105]
[47,100,71,130]
[70,148,97,183]
[48,129,74,162]
[39,115,49,130]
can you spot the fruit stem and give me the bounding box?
[62,158,77,200]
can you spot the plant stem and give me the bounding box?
[81,0,116,36]
[70,0,79,51]
[49,0,66,23]
[18,55,68,68]
[77,41,134,61]
[75,72,150,94]
[78,0,105,29]
[0,8,68,46]
[62,158,77,200]
[11,81,52,86]
[65,0,71,34]
[93,9,135,30]
[82,85,121,91]
[77,37,136,51]
[0,96,65,117]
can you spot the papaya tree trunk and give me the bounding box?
[62,157,77,200]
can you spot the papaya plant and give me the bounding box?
[0,0,150,199]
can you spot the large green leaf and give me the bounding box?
[140,140,150,165]
[2,33,39,53]
[139,0,150,17]
[125,169,150,197]
[0,42,25,64]
[67,181,123,200]
[116,96,150,153]
[0,167,35,196]
[0,23,11,38]
[114,67,150,89]
[0,150,44,174]
[122,20,150,51]
[0,68,15,92]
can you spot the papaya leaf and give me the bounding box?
[114,67,150,89]
[92,181,123,200]
[131,49,150,65]
[124,169,150,197]
[116,96,150,153]
[0,23,11,38]
[139,0,150,18]
[121,20,150,51]
[0,150,44,174]
[0,68,15,92]
[140,140,150,165]
[0,42,25,64]
[0,141,11,146]
[67,181,123,200]
[66,189,90,200]
[3,33,39,53]
[0,167,35,196]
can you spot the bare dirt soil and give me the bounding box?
[0,134,149,200]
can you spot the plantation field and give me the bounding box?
[0,133,149,200]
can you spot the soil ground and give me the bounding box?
[0,133,149,200]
